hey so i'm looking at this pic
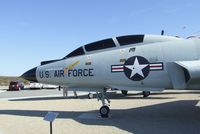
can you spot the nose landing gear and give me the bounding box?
[97,89,110,118]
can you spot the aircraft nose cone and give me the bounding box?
[21,67,38,82]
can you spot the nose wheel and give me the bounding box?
[100,105,110,118]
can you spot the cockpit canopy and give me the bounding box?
[64,47,85,59]
[116,35,144,46]
[85,38,116,52]
[63,35,144,59]
[63,34,181,59]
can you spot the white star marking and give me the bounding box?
[125,57,149,78]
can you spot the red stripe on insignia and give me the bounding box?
[150,65,162,68]
[111,65,124,72]
[149,63,163,71]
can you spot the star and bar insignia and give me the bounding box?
[111,56,164,81]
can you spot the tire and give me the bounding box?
[88,93,94,99]
[121,90,128,95]
[100,105,110,118]
[143,91,150,98]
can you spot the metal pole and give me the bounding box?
[50,122,52,134]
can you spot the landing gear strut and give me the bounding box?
[121,90,128,95]
[97,89,110,118]
[143,91,150,98]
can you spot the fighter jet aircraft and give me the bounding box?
[21,34,200,117]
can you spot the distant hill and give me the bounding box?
[0,76,29,86]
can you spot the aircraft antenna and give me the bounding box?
[161,30,164,35]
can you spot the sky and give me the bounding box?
[0,0,200,76]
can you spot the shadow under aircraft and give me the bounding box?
[1,100,200,134]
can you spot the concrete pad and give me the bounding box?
[0,91,6,94]
[77,112,100,119]
[0,86,8,90]
[0,90,200,134]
